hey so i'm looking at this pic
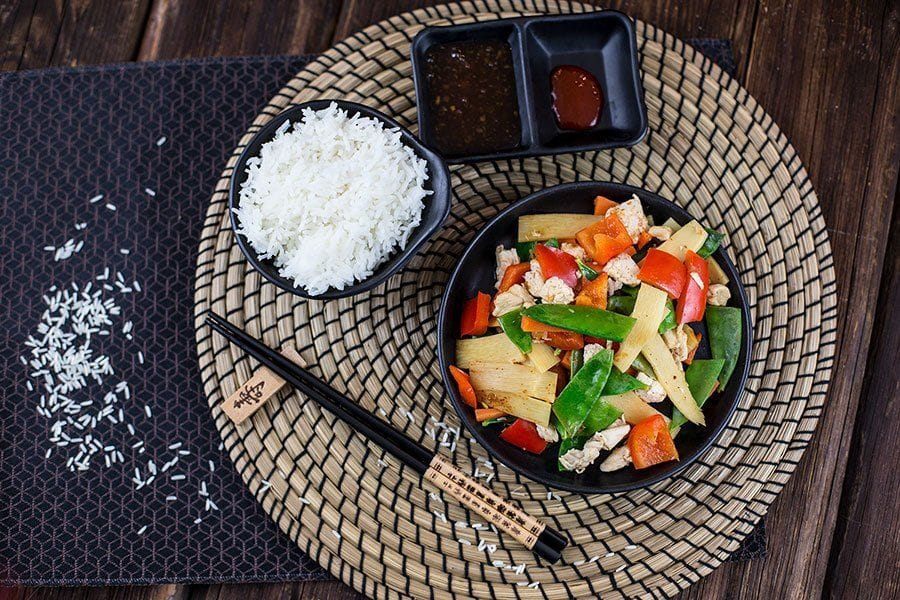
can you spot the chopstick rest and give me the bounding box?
[205,311,568,563]
[223,346,304,424]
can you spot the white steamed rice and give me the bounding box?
[234,102,431,295]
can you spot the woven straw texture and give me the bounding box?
[192,1,837,598]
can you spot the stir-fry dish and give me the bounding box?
[450,195,743,474]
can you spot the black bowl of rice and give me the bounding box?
[229,100,451,299]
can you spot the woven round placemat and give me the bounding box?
[192,1,836,598]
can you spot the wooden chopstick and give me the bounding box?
[205,311,568,563]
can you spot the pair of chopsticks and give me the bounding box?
[206,311,567,563]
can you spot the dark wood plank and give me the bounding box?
[13,0,150,70]
[186,581,362,600]
[0,0,36,71]
[333,0,757,78]
[824,202,900,596]
[680,0,900,598]
[137,0,342,60]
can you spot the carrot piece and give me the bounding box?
[521,315,570,333]
[560,350,572,369]
[448,365,478,408]
[498,262,531,292]
[475,408,506,422]
[623,246,637,257]
[541,331,585,350]
[575,272,608,309]
[593,195,618,215]
[637,231,653,249]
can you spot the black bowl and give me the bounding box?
[229,100,451,299]
[437,182,753,493]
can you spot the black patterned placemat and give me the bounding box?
[0,42,760,587]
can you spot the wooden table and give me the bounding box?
[1,1,897,599]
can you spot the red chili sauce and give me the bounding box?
[550,65,603,130]
[423,40,521,156]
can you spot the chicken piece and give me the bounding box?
[707,283,731,306]
[536,424,559,443]
[595,417,630,448]
[603,253,641,287]
[559,418,631,473]
[494,246,521,289]
[583,343,606,363]
[648,225,673,241]
[662,324,690,362]
[538,277,575,305]
[635,372,666,403]
[599,446,633,472]
[491,284,535,317]
[523,259,545,297]
[561,242,586,262]
[606,195,649,244]
[607,277,623,296]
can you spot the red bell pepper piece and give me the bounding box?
[676,250,709,324]
[628,414,679,469]
[575,272,608,309]
[534,244,578,288]
[498,262,531,292]
[541,331,585,350]
[577,214,632,265]
[459,292,491,337]
[448,365,478,408]
[593,195,618,215]
[499,418,548,454]
[638,248,687,299]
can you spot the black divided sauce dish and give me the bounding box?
[436,182,753,493]
[228,100,451,300]
[411,11,648,163]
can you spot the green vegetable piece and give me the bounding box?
[576,259,599,281]
[658,299,677,333]
[516,241,537,262]
[670,359,725,432]
[581,399,624,438]
[697,228,725,258]
[631,353,654,377]
[522,305,635,342]
[570,349,584,375]
[705,306,742,387]
[608,295,676,334]
[601,367,648,396]
[553,348,614,438]
[497,308,532,354]
[545,238,560,249]
[481,417,512,427]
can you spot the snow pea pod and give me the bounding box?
[522,305,635,342]
[601,367,647,396]
[497,308,532,354]
[553,348,614,438]
[705,306,742,386]
[697,228,725,258]
[670,358,725,432]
